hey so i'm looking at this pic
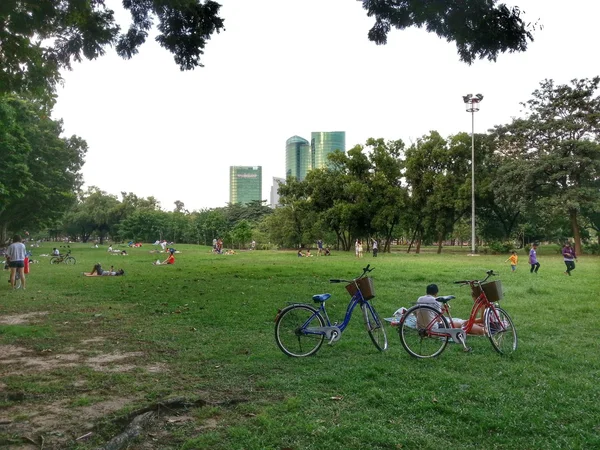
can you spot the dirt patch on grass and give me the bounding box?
[86,351,144,364]
[0,397,135,449]
[0,345,31,358]
[0,345,146,375]
[0,311,49,325]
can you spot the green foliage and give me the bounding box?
[364,1,537,64]
[486,241,513,254]
[231,219,252,249]
[0,95,86,243]
[1,1,536,101]
[492,77,600,256]
[584,243,600,255]
[0,0,225,100]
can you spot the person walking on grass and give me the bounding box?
[529,243,540,274]
[7,235,27,290]
[562,242,577,276]
[372,239,378,257]
[505,251,518,272]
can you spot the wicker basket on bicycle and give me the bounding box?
[471,280,503,302]
[346,277,375,300]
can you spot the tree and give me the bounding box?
[119,208,168,242]
[492,77,600,255]
[1,1,534,100]
[0,0,225,100]
[0,95,86,243]
[361,0,537,64]
[231,219,252,249]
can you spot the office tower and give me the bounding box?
[230,166,262,205]
[285,136,311,181]
[270,177,285,208]
[311,131,345,169]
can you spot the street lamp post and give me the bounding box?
[462,94,483,255]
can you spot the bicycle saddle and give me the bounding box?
[312,294,331,302]
[437,295,455,303]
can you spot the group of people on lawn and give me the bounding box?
[504,242,578,276]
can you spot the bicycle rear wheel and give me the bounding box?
[485,306,517,354]
[14,275,22,289]
[362,301,388,351]
[275,304,325,357]
[399,305,449,358]
[65,256,76,265]
[50,257,59,264]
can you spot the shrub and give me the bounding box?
[584,243,600,255]
[487,241,513,254]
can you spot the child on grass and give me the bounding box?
[505,251,518,272]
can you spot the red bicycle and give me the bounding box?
[398,270,517,358]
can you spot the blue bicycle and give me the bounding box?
[274,265,388,357]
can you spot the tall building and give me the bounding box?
[311,131,345,169]
[229,166,262,205]
[285,136,311,180]
[270,177,285,208]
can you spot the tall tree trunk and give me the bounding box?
[0,222,8,245]
[437,231,444,254]
[570,210,582,255]
[384,225,394,253]
[407,227,418,254]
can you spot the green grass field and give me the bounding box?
[1,244,599,449]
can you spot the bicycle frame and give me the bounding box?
[299,267,381,342]
[311,290,369,333]
[420,280,504,346]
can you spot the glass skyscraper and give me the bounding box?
[285,136,311,180]
[229,166,262,205]
[311,131,346,169]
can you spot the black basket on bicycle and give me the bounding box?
[346,277,375,300]
[471,280,503,302]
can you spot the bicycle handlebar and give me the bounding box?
[329,265,375,284]
[453,270,497,285]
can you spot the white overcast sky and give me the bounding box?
[51,0,600,212]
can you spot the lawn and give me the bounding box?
[1,243,599,449]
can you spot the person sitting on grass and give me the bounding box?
[83,263,125,276]
[154,250,175,265]
[297,249,305,257]
[417,284,485,335]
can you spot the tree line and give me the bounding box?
[2,78,599,254]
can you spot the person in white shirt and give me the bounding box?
[7,235,27,289]
[417,284,484,335]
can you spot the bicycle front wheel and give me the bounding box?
[50,257,59,264]
[275,304,325,357]
[485,306,517,354]
[399,305,449,358]
[65,256,76,265]
[14,276,22,289]
[362,301,388,351]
